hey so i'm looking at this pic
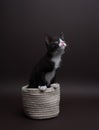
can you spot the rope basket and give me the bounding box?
[21,83,60,119]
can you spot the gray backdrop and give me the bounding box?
[1,0,99,83]
[1,1,99,130]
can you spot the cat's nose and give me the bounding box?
[59,42,66,47]
[61,42,65,46]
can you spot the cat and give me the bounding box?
[28,32,67,91]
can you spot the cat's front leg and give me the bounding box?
[38,85,47,92]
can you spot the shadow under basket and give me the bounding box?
[21,84,60,119]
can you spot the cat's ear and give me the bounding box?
[44,33,52,46]
[59,32,64,40]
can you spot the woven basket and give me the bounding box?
[21,83,60,119]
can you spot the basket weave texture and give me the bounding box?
[22,84,60,119]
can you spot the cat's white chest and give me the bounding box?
[45,70,55,85]
[51,55,61,69]
[45,55,61,85]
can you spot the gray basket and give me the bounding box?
[21,83,60,119]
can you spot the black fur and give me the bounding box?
[28,33,65,88]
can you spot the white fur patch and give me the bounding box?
[51,83,60,89]
[59,39,67,47]
[45,70,55,85]
[38,85,47,92]
[45,55,61,85]
[51,55,61,69]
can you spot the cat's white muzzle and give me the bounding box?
[59,39,67,50]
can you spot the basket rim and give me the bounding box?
[22,83,60,93]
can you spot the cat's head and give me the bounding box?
[45,32,67,55]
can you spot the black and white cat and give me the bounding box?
[28,32,67,91]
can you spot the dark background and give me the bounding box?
[1,0,99,130]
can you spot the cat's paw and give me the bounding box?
[51,83,60,89]
[38,85,47,92]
